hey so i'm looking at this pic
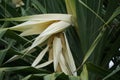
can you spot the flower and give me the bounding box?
[8,14,77,76]
[10,14,72,51]
[30,32,77,76]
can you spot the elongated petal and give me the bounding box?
[10,20,55,36]
[35,60,53,69]
[19,21,51,36]
[31,46,48,67]
[28,21,70,51]
[48,47,53,61]
[10,20,49,31]
[59,53,71,75]
[48,36,54,61]
[64,33,77,76]
[56,64,62,72]
[53,37,62,71]
[0,14,72,23]
[40,21,70,37]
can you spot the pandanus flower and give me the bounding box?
[6,14,77,76]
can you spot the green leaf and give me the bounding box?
[80,64,88,80]
[69,76,80,80]
[86,62,109,77]
[78,0,105,24]
[4,30,29,44]
[0,39,13,66]
[21,75,31,80]
[104,0,119,21]
[106,7,120,24]
[79,5,120,67]
[0,66,49,78]
[103,66,120,80]
[0,69,4,80]
[21,74,47,80]
[86,63,119,80]
[0,28,8,38]
[31,0,47,13]
[81,27,106,66]
[44,73,61,80]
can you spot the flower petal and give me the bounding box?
[59,53,71,75]
[35,60,53,69]
[53,37,62,71]
[10,20,55,36]
[40,21,70,37]
[31,46,48,67]
[63,33,77,76]
[28,21,70,51]
[1,14,72,23]
[20,21,53,36]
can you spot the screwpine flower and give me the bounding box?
[4,14,77,76]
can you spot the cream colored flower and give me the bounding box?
[10,14,72,51]
[7,14,77,76]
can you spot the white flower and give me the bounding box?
[10,14,72,51]
[8,14,77,76]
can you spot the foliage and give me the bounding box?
[0,0,120,80]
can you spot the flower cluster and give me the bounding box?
[9,14,77,76]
